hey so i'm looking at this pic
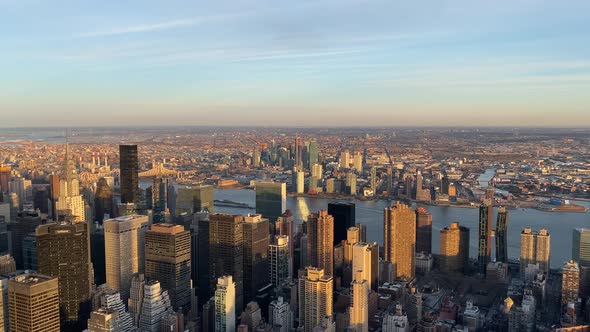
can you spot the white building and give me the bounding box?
[137,280,174,332]
[269,297,291,332]
[55,144,86,222]
[215,276,236,332]
[382,304,409,332]
[298,267,333,332]
[104,214,149,302]
[352,243,372,290]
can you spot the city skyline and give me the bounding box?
[1,0,590,127]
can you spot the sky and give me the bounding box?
[1,0,590,127]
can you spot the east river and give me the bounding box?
[213,187,590,269]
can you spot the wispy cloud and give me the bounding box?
[78,13,248,37]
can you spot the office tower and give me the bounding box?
[55,144,85,222]
[94,177,113,224]
[573,228,590,265]
[0,220,6,255]
[197,216,211,306]
[562,260,580,306]
[145,223,191,311]
[345,173,357,195]
[269,235,290,287]
[295,137,303,170]
[0,203,9,223]
[415,208,432,254]
[0,165,10,195]
[8,273,60,332]
[175,185,214,216]
[298,267,333,332]
[128,273,145,326]
[477,202,493,276]
[439,222,470,274]
[520,228,551,279]
[308,141,319,171]
[22,233,36,270]
[0,254,15,274]
[242,214,270,304]
[9,177,32,208]
[307,210,334,276]
[384,203,416,280]
[441,176,450,195]
[32,186,49,213]
[495,207,509,263]
[215,276,236,332]
[98,289,133,331]
[90,226,107,286]
[36,221,92,330]
[573,228,590,300]
[253,147,261,167]
[7,193,18,221]
[352,152,363,172]
[275,210,294,277]
[328,202,355,246]
[339,150,350,169]
[10,209,43,269]
[0,278,6,332]
[209,214,244,311]
[120,145,139,204]
[352,242,378,291]
[349,271,369,332]
[295,170,305,194]
[311,164,323,179]
[137,280,174,332]
[255,182,286,221]
[269,296,291,332]
[104,214,149,302]
[87,308,120,332]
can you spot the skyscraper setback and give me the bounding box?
[384,203,416,280]
[119,145,139,205]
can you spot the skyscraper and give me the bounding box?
[328,202,355,246]
[8,273,60,332]
[87,308,120,332]
[415,207,432,254]
[215,276,236,332]
[308,141,319,171]
[298,267,333,332]
[339,150,350,169]
[242,214,270,305]
[352,242,378,291]
[119,145,139,205]
[307,210,334,276]
[561,260,580,306]
[209,213,244,311]
[197,216,211,306]
[97,288,134,331]
[496,207,509,263]
[269,235,290,287]
[439,222,470,274]
[477,202,493,276]
[104,214,149,302]
[0,254,15,274]
[349,270,369,332]
[0,278,7,332]
[145,223,191,312]
[36,221,93,330]
[55,143,85,222]
[94,177,113,224]
[269,296,292,332]
[128,273,146,327]
[384,203,416,280]
[175,185,214,216]
[572,228,590,266]
[520,228,551,279]
[255,182,286,221]
[275,210,294,278]
[370,166,377,193]
[295,170,305,194]
[137,280,174,332]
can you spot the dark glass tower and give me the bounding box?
[496,207,509,263]
[477,203,492,276]
[36,221,93,331]
[328,202,355,245]
[119,145,139,204]
[94,177,113,223]
[242,215,270,305]
[415,207,432,254]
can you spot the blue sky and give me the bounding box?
[1,0,589,127]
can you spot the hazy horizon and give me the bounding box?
[2,0,589,127]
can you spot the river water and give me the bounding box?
[213,188,590,269]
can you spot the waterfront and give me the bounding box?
[214,188,590,268]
